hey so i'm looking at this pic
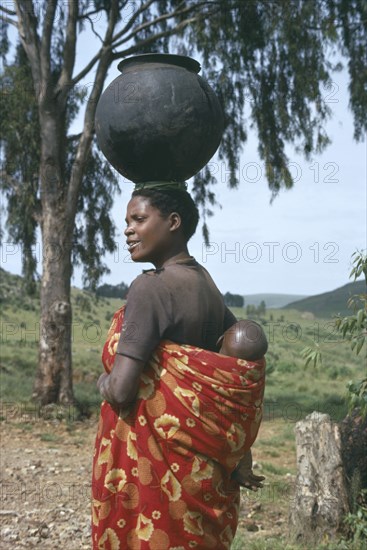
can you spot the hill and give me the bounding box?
[284,280,366,317]
[244,293,308,309]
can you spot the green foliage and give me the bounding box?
[0,45,40,293]
[246,301,267,317]
[343,490,367,546]
[258,300,266,316]
[2,0,367,278]
[96,282,129,300]
[72,142,120,290]
[341,252,367,416]
[223,291,244,308]
[186,0,367,197]
[302,251,367,416]
[334,253,367,358]
[347,380,367,416]
[75,293,92,313]
[0,42,119,291]
[301,345,323,369]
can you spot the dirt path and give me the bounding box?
[1,415,295,548]
[1,416,96,549]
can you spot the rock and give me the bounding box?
[245,522,259,532]
[1,527,20,541]
[38,523,50,539]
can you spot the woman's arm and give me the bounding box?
[97,354,145,409]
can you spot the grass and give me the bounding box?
[261,462,290,476]
[231,537,303,550]
[1,269,364,403]
[1,288,364,421]
[0,281,123,408]
[231,535,367,550]
[39,432,62,443]
[1,271,365,549]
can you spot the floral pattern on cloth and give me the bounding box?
[92,307,265,549]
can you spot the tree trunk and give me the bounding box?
[32,109,74,405]
[288,411,350,544]
[33,215,73,404]
[340,411,367,511]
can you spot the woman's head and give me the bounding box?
[131,188,199,242]
[125,188,199,268]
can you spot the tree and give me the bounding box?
[1,1,366,404]
[96,281,129,300]
[258,300,266,316]
[223,291,244,308]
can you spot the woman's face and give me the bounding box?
[124,195,180,268]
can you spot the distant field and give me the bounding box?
[1,269,364,422]
[243,293,308,309]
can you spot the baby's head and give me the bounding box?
[218,320,268,361]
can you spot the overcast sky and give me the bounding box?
[1,27,366,297]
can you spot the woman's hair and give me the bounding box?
[132,188,199,241]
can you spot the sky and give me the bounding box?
[79,66,366,297]
[1,19,366,298]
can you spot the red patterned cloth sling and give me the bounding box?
[92,307,265,549]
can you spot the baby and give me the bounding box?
[217,319,267,490]
[218,318,268,361]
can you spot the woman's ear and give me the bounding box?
[168,212,182,232]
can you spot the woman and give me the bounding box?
[92,185,266,549]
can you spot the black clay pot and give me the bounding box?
[95,54,224,183]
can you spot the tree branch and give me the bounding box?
[71,0,145,86]
[77,8,104,21]
[112,3,196,49]
[70,51,103,86]
[112,1,219,50]
[111,0,156,44]
[112,17,198,60]
[67,132,83,142]
[66,0,120,229]
[0,15,19,28]
[14,1,41,90]
[85,14,104,43]
[111,0,216,47]
[70,0,216,87]
[40,0,57,83]
[0,5,16,16]
[57,0,78,94]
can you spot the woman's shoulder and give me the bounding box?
[128,259,213,293]
[128,269,168,296]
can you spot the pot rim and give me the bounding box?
[117,53,201,74]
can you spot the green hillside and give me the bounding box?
[284,280,366,318]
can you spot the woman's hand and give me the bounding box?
[231,449,265,491]
[96,355,145,409]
